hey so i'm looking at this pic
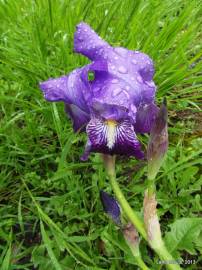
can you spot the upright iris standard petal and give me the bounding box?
[39,22,158,160]
[100,190,121,225]
[74,22,109,61]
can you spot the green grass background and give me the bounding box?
[0,0,202,269]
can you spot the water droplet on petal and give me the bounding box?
[112,88,122,97]
[122,90,130,99]
[94,87,100,93]
[114,47,127,57]
[137,75,143,83]
[111,79,119,84]
[132,59,137,65]
[118,66,127,74]
[145,81,155,87]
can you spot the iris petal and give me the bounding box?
[134,103,159,133]
[65,104,90,132]
[74,22,109,61]
[39,69,90,114]
[39,76,69,102]
[86,118,144,159]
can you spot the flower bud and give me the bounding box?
[143,190,163,250]
[123,223,140,256]
[100,190,121,225]
[147,98,168,180]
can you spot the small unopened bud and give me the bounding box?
[100,190,121,225]
[123,223,140,256]
[143,191,163,250]
[147,98,168,180]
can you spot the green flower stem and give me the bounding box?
[147,177,155,197]
[108,171,147,240]
[128,245,149,270]
[134,255,150,270]
[105,155,182,270]
[156,243,182,270]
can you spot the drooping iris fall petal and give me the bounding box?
[86,118,144,159]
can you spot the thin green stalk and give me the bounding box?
[109,172,147,240]
[128,244,149,270]
[147,177,155,197]
[135,256,150,270]
[105,155,182,270]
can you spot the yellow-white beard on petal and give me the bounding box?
[106,120,117,149]
[86,117,144,159]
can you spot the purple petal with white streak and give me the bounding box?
[86,118,144,159]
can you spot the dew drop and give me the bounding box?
[112,88,122,97]
[122,90,130,99]
[145,81,155,87]
[132,59,137,65]
[94,87,100,93]
[114,47,127,57]
[118,66,127,74]
[111,79,119,84]
[137,75,143,83]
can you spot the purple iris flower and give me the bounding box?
[39,22,158,160]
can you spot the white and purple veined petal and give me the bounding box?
[86,118,144,159]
